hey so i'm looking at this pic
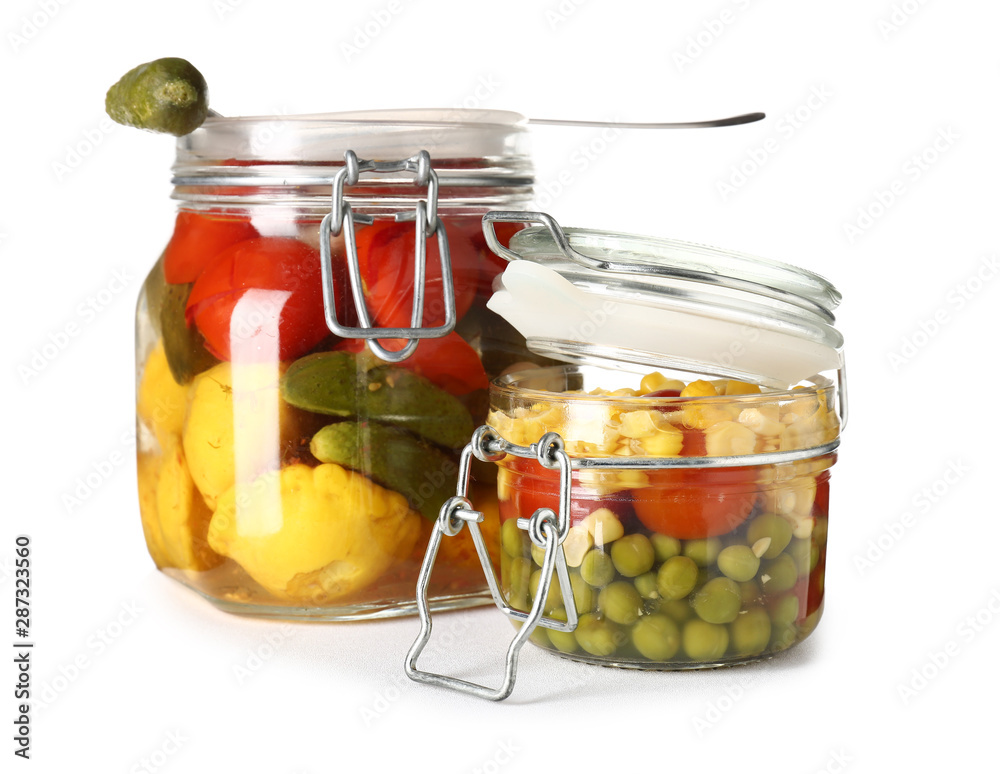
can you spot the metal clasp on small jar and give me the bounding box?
[319,150,455,363]
[405,427,579,701]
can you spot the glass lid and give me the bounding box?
[483,212,845,388]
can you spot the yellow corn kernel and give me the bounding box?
[725,380,762,396]
[497,465,513,502]
[580,508,625,545]
[738,407,786,437]
[682,402,735,430]
[608,387,640,397]
[618,410,662,439]
[705,420,757,456]
[616,469,650,489]
[562,525,594,567]
[641,425,684,456]
[681,379,718,398]
[639,372,686,395]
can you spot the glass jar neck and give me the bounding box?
[170,110,534,215]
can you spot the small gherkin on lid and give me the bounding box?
[105,57,209,136]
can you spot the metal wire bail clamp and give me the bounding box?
[404,427,579,701]
[319,150,457,363]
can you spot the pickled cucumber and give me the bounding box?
[310,421,457,520]
[281,351,473,449]
[159,281,218,384]
[105,58,209,136]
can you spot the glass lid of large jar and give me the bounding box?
[484,212,844,389]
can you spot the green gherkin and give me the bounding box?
[105,57,209,136]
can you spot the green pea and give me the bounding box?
[682,619,729,661]
[545,609,579,654]
[634,571,660,600]
[529,569,562,614]
[769,594,801,627]
[730,608,771,656]
[717,544,760,582]
[598,581,643,625]
[770,623,798,651]
[747,513,792,559]
[650,533,682,562]
[579,549,616,588]
[529,623,550,647]
[575,613,623,657]
[611,534,655,577]
[505,556,532,601]
[683,538,722,567]
[632,614,680,661]
[501,518,528,559]
[567,573,595,615]
[657,599,694,623]
[761,554,798,594]
[657,556,699,600]
[786,538,812,576]
[691,577,742,624]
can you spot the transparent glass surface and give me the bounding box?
[489,364,839,667]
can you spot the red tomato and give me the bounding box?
[335,331,488,395]
[472,220,527,298]
[354,219,480,329]
[162,211,258,284]
[185,237,330,361]
[497,457,634,528]
[632,466,758,539]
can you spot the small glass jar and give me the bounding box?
[135,110,535,619]
[489,364,838,667]
[405,214,846,696]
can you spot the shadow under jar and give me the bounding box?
[490,364,840,667]
[134,109,537,619]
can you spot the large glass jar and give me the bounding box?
[135,110,536,619]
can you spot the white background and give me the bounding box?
[4,0,999,771]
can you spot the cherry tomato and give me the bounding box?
[354,219,480,329]
[162,211,258,284]
[632,466,758,539]
[497,456,634,528]
[335,331,488,395]
[185,237,330,361]
[472,220,527,298]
